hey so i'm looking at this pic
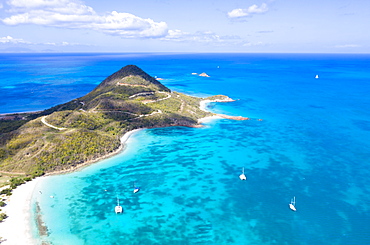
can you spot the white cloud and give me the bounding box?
[0,35,30,44]
[164,30,220,43]
[243,41,264,47]
[335,44,361,48]
[45,41,85,46]
[0,35,86,47]
[228,9,248,18]
[6,0,95,15]
[90,12,168,38]
[162,29,243,47]
[2,0,168,38]
[2,0,248,45]
[228,3,268,18]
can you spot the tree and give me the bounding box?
[0,188,12,196]
[0,213,7,222]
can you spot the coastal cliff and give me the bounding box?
[0,65,237,176]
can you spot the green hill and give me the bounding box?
[0,65,232,176]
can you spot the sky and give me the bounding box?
[0,0,369,53]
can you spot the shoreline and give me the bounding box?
[199,98,250,122]
[0,110,42,117]
[197,115,223,124]
[0,178,41,245]
[199,98,235,112]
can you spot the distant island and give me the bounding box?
[199,72,210,77]
[191,72,210,77]
[0,65,247,180]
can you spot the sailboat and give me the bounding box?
[289,196,296,211]
[133,182,140,193]
[115,197,123,214]
[239,167,247,180]
[315,74,319,79]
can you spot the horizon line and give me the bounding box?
[1,51,370,55]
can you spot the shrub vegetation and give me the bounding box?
[0,65,231,176]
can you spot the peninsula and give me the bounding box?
[0,65,245,178]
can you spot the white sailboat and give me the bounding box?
[289,196,296,211]
[315,74,319,79]
[239,167,247,180]
[133,182,140,193]
[115,197,123,214]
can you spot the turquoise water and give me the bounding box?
[2,53,370,244]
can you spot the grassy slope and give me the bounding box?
[0,65,228,175]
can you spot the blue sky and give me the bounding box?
[0,0,369,53]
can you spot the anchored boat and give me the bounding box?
[289,196,296,211]
[133,182,140,193]
[115,197,123,214]
[239,167,247,180]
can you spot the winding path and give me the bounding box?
[133,109,162,119]
[41,116,67,131]
[142,91,172,104]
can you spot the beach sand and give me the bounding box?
[198,100,223,124]
[199,99,212,112]
[0,178,40,245]
[199,97,235,112]
[197,115,222,124]
[199,99,249,123]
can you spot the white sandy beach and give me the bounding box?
[198,98,238,124]
[199,97,235,112]
[198,100,220,124]
[199,99,210,112]
[197,115,222,124]
[120,128,141,145]
[0,178,41,245]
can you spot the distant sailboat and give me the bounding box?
[115,197,123,214]
[315,74,319,79]
[133,182,140,193]
[289,196,296,211]
[239,167,247,180]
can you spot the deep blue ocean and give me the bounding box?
[1,53,370,244]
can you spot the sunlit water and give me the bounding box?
[2,53,370,244]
